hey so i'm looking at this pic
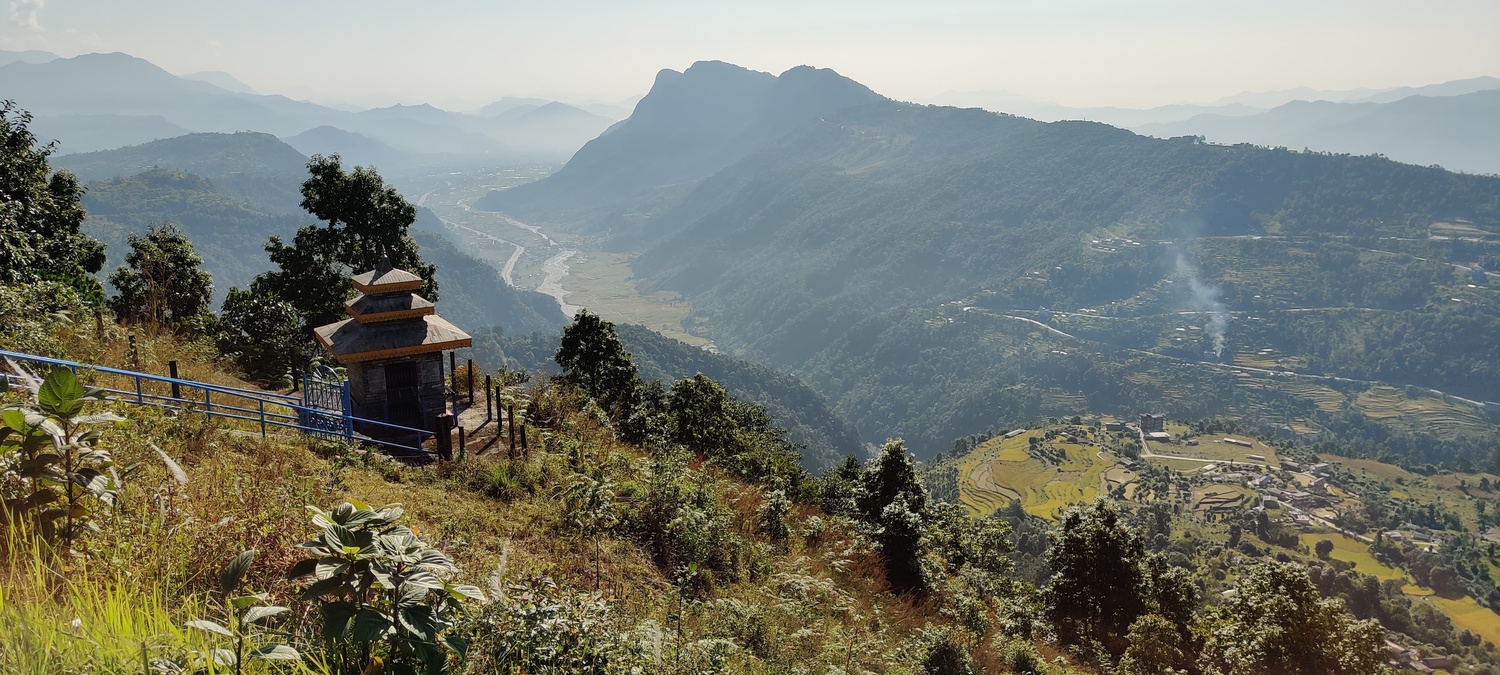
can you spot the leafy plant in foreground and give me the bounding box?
[287,501,484,675]
[0,366,122,553]
[181,549,302,673]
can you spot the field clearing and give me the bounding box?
[1156,425,1279,465]
[557,251,707,346]
[1193,485,1250,513]
[1354,386,1488,438]
[1154,458,1211,472]
[1323,454,1415,480]
[1299,531,1409,583]
[959,431,1118,518]
[1277,380,1347,412]
[1419,596,1500,645]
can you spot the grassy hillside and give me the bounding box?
[0,298,1082,674]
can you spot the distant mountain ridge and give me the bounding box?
[1138,90,1500,174]
[2,51,615,165]
[475,61,885,235]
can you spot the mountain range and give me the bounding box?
[0,51,616,164]
[932,76,1500,174]
[478,60,1500,462]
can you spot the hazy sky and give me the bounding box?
[3,0,1497,110]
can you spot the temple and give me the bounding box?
[313,260,471,432]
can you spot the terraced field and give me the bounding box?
[957,428,1120,518]
[1193,485,1250,514]
[1277,380,1347,413]
[1354,385,1490,439]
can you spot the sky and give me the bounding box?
[3,0,1498,110]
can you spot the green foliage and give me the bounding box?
[1196,561,1388,675]
[0,100,106,302]
[0,279,92,355]
[179,550,302,673]
[563,473,619,591]
[555,310,638,413]
[1117,613,1186,675]
[667,374,733,456]
[463,575,635,674]
[757,489,791,546]
[1043,499,1198,661]
[286,500,484,675]
[107,221,214,330]
[0,367,123,552]
[1316,538,1335,560]
[251,155,437,328]
[859,441,932,594]
[217,287,314,387]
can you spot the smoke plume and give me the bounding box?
[1175,253,1228,357]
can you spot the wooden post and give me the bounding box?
[507,403,517,459]
[168,361,180,401]
[457,426,466,462]
[485,375,493,421]
[436,412,454,462]
[467,359,474,403]
[520,423,528,453]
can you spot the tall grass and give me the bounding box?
[0,527,195,673]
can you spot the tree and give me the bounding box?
[858,440,932,594]
[1043,499,1159,657]
[0,100,106,302]
[217,287,314,387]
[859,440,929,523]
[668,374,735,456]
[1118,614,1186,675]
[107,222,213,330]
[1315,538,1335,560]
[1196,561,1386,675]
[251,155,436,327]
[563,473,619,591]
[555,310,637,411]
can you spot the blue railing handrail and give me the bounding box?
[0,350,438,459]
[0,349,303,404]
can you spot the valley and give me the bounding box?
[405,168,714,347]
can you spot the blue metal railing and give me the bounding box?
[0,349,438,460]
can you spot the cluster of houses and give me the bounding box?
[1089,237,1145,252]
[1386,641,1457,672]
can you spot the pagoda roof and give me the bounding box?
[313,314,472,364]
[352,259,423,293]
[346,292,435,323]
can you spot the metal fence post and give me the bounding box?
[259,400,267,437]
[168,361,180,400]
[466,359,474,403]
[485,375,493,421]
[457,426,466,462]
[341,380,354,437]
[449,352,457,393]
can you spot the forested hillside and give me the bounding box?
[478,70,1500,469]
[469,320,863,471]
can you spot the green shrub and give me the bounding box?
[286,501,484,675]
